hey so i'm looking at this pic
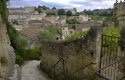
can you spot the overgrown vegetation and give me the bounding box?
[12,19,19,25]
[39,26,62,41]
[103,27,121,54]
[66,31,88,40]
[0,0,42,65]
[0,0,8,21]
[66,18,80,24]
[7,22,42,65]
[46,12,56,16]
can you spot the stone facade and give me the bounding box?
[40,25,102,80]
[44,15,59,24]
[117,26,125,80]
[68,14,89,23]
[8,7,46,25]
[114,2,125,26]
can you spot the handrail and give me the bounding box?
[49,58,62,71]
[66,53,91,62]
[95,57,125,80]
[49,53,94,80]
[49,57,66,71]
[64,62,94,79]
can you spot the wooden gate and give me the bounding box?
[95,34,125,80]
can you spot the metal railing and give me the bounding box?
[64,62,94,80]
[49,57,66,80]
[49,53,94,80]
[95,57,125,80]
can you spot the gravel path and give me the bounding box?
[21,60,51,80]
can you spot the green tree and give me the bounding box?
[72,25,76,30]
[42,5,48,10]
[66,18,80,24]
[66,10,72,16]
[52,7,56,10]
[73,7,77,12]
[35,7,42,14]
[39,26,61,41]
[13,19,19,25]
[58,9,65,15]
[46,12,56,16]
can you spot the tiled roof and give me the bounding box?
[19,27,39,40]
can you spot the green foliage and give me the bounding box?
[38,5,49,10]
[6,22,27,50]
[52,7,56,10]
[73,8,77,12]
[0,0,8,21]
[24,48,41,60]
[7,22,41,65]
[72,25,76,30]
[58,9,65,15]
[83,8,113,17]
[12,19,19,25]
[15,47,42,65]
[16,55,24,65]
[46,12,56,16]
[39,26,61,41]
[66,31,88,40]
[103,27,121,37]
[103,27,121,54]
[35,7,42,14]
[66,18,80,24]
[66,10,72,16]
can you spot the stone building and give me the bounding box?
[68,14,89,23]
[65,9,76,15]
[19,27,40,49]
[8,8,26,14]
[24,6,35,13]
[79,14,89,22]
[43,15,59,24]
[28,19,53,28]
[114,1,125,26]
[29,14,45,20]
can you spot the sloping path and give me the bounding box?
[21,60,51,80]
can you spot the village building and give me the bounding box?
[19,27,40,49]
[43,15,59,24]
[28,19,53,28]
[79,14,89,22]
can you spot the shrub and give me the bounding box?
[24,47,41,60]
[66,31,88,40]
[16,55,24,65]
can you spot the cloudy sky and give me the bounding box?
[9,0,118,11]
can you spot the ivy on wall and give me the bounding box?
[0,0,8,22]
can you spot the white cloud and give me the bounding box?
[9,0,120,11]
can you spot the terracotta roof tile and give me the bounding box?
[19,27,39,40]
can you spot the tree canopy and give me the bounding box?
[58,9,65,15]
[38,5,49,10]
[35,7,42,14]
[66,10,72,16]
[52,7,56,10]
[73,8,77,12]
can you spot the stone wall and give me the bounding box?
[40,25,102,80]
[114,2,125,27]
[0,15,16,79]
[117,26,125,80]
